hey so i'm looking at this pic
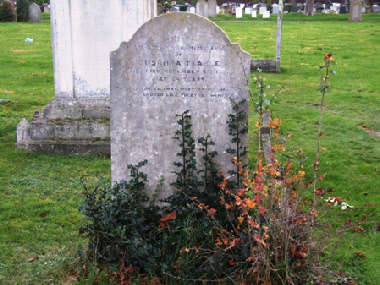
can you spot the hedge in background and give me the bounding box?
[16,0,29,22]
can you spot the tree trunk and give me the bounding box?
[304,0,315,15]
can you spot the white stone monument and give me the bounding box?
[273,4,279,14]
[252,10,257,17]
[16,0,157,154]
[245,7,252,14]
[236,7,243,18]
[259,6,267,14]
[263,11,270,18]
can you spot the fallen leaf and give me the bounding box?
[354,252,366,257]
[39,212,49,217]
[28,257,39,262]
[159,210,176,229]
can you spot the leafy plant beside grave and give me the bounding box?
[78,55,371,284]
[16,0,29,22]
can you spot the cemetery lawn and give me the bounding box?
[0,16,379,284]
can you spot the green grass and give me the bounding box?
[0,15,379,284]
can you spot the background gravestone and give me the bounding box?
[349,0,363,21]
[0,0,16,22]
[196,0,208,17]
[28,2,41,22]
[110,13,250,200]
[207,0,217,17]
[16,0,157,154]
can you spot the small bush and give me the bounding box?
[179,5,188,12]
[17,0,29,22]
[0,0,16,22]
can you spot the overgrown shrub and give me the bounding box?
[16,0,29,22]
[0,0,16,22]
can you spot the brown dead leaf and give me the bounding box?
[159,210,176,229]
[354,252,366,257]
[39,212,49,217]
[354,227,364,232]
[28,256,39,262]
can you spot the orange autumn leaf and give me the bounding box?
[208,208,216,216]
[159,210,176,229]
[236,188,247,196]
[295,251,307,260]
[259,207,267,214]
[248,218,259,228]
[244,198,257,209]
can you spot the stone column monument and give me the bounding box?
[16,0,157,154]
[196,0,217,17]
[349,0,363,21]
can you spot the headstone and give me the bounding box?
[16,0,157,154]
[196,0,208,17]
[245,7,252,14]
[28,3,42,22]
[189,6,196,13]
[263,10,270,17]
[236,6,243,17]
[350,0,363,21]
[291,5,298,12]
[252,10,257,17]
[110,13,250,200]
[170,6,177,12]
[0,0,16,22]
[240,4,245,8]
[216,5,220,14]
[373,5,380,13]
[272,4,279,14]
[208,0,217,17]
[259,6,267,14]
[43,4,50,13]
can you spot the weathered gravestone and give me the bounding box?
[0,0,16,22]
[16,0,157,153]
[110,13,250,200]
[28,2,41,22]
[196,0,217,17]
[349,0,363,21]
[208,0,217,17]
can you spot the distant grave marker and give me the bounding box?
[236,7,243,17]
[28,2,41,22]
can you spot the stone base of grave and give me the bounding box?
[250,60,279,72]
[15,98,110,155]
